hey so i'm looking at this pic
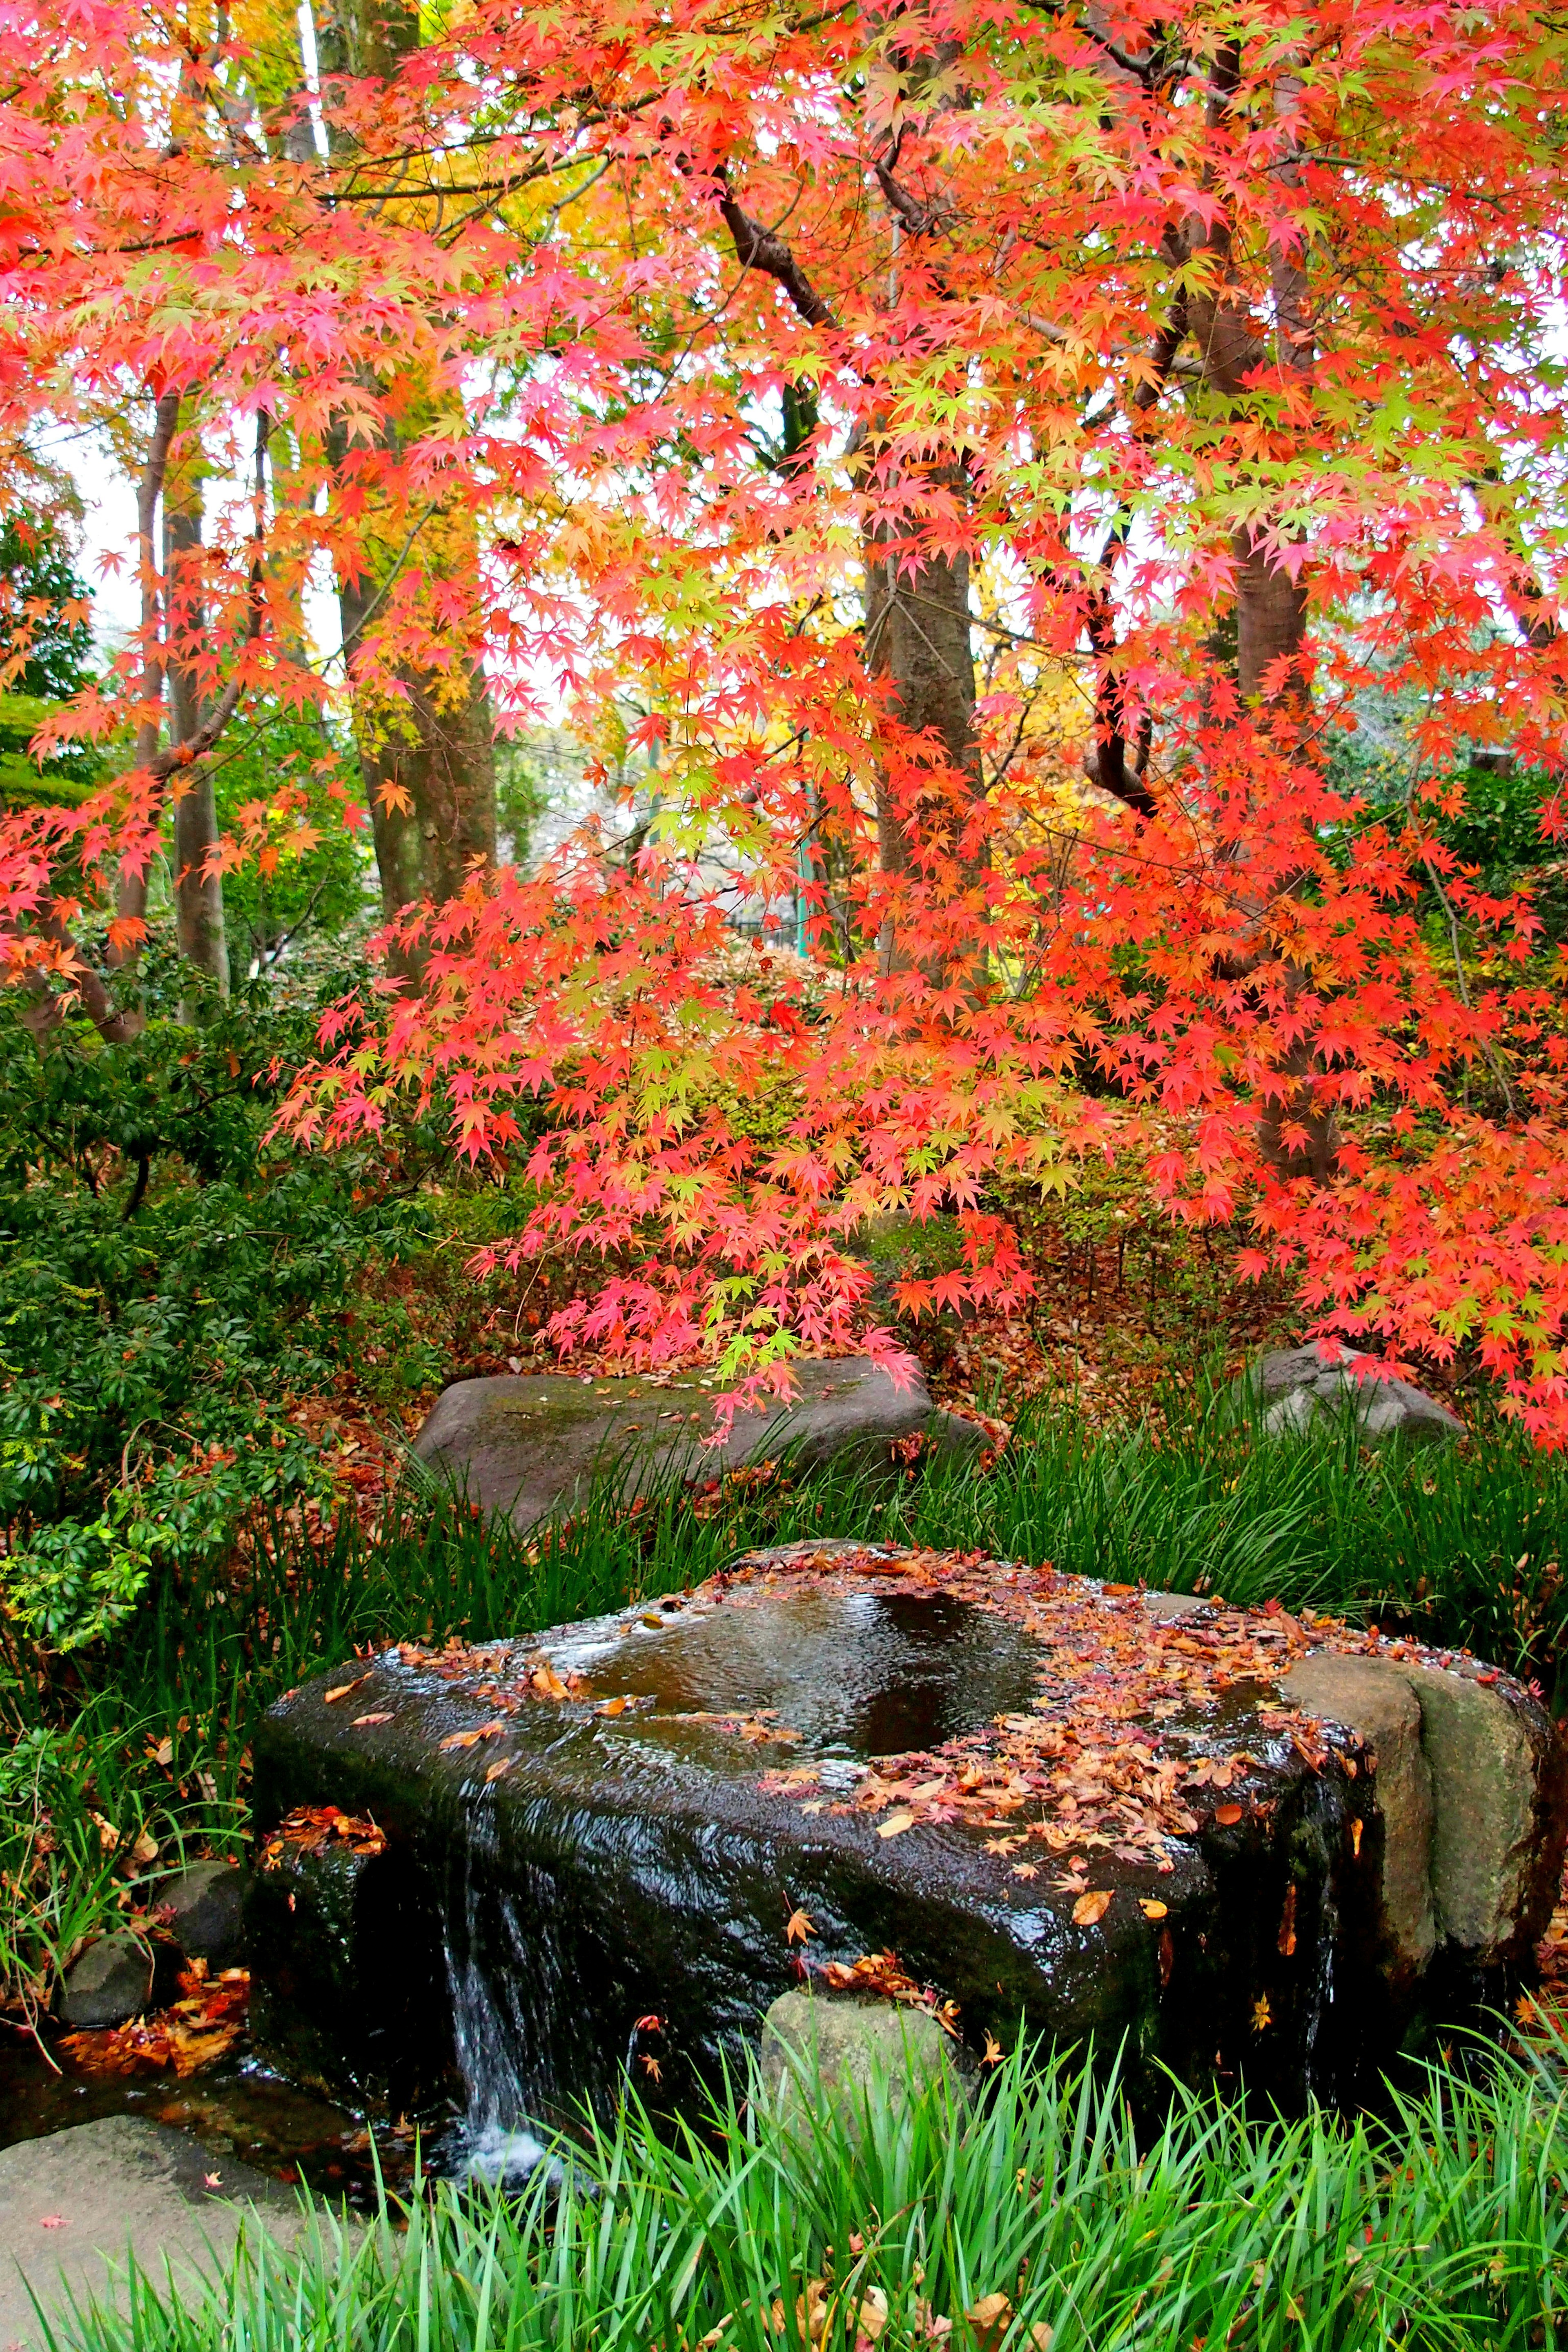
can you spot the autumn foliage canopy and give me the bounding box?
[2,0,1567,1432]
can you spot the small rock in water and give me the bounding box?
[57,1936,153,2031]
[157,1860,249,1968]
[449,2122,553,2188]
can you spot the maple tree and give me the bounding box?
[1,0,1566,1431]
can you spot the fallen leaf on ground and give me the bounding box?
[967,2291,1013,2352]
[39,2217,68,2230]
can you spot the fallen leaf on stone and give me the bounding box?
[1351,1818,1363,1858]
[1011,1862,1039,1880]
[439,1721,506,1750]
[325,1678,368,1704]
[982,2031,1004,2065]
[1278,1883,1298,1958]
[877,1811,915,1840]
[785,1909,815,1945]
[1214,1804,1244,1826]
[1252,1993,1272,2032]
[597,1695,630,1717]
[260,1806,386,1865]
[353,1712,393,1727]
[634,2013,662,2033]
[1139,1900,1168,1920]
[484,1757,513,1784]
[800,1798,826,1815]
[1072,1890,1112,1926]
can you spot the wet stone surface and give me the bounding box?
[411,1358,984,1533]
[247,1542,1567,2137]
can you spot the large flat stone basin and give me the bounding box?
[246,1542,1566,2129]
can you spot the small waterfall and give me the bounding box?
[440,1791,552,2183]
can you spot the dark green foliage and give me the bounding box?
[0,514,94,702]
[0,512,105,808]
[200,699,374,984]
[0,980,443,1653]
[1432,757,1568,945]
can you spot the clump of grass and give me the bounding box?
[40,2031,1568,2352]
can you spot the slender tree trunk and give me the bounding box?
[863,497,983,975]
[104,386,183,1013]
[309,0,498,932]
[164,462,229,993]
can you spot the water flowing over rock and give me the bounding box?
[411,1359,985,1532]
[246,1544,1565,2145]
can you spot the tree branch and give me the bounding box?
[714,165,837,330]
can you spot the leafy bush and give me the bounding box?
[0,971,443,1651]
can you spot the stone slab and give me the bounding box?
[1281,1656,1436,1974]
[412,1358,983,1531]
[0,2118,325,2352]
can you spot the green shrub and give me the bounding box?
[0,975,445,1651]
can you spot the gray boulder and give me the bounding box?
[157,1858,248,1967]
[1249,1345,1463,1448]
[57,1934,152,2029]
[759,1989,974,2143]
[413,1357,985,1531]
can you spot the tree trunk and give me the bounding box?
[863,501,983,976]
[311,0,497,933]
[164,463,229,993]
